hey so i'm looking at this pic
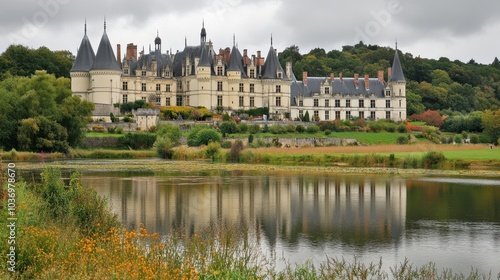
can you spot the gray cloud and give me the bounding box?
[1,0,499,64]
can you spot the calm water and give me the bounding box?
[81,170,500,274]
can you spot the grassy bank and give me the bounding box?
[1,167,497,279]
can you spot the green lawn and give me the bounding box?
[85,132,124,138]
[375,148,500,161]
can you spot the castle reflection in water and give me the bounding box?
[87,173,406,247]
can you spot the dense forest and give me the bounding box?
[278,42,500,115]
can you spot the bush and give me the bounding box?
[269,124,286,134]
[187,125,211,146]
[154,137,176,159]
[306,125,320,134]
[479,134,492,143]
[115,126,124,134]
[285,124,296,133]
[157,123,182,146]
[324,129,332,136]
[453,134,463,144]
[368,122,383,133]
[196,129,221,146]
[40,168,71,219]
[220,141,232,149]
[296,125,305,133]
[92,125,106,132]
[117,133,156,149]
[220,121,239,136]
[397,124,408,133]
[396,135,409,144]
[385,123,397,133]
[238,122,248,133]
[227,140,244,162]
[470,135,480,144]
[205,141,221,162]
[248,134,254,144]
[248,124,260,134]
[422,151,446,169]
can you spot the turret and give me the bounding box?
[70,21,95,101]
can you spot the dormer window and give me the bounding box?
[277,71,282,79]
[142,70,146,77]
[124,68,129,75]
[217,66,223,76]
[385,90,391,96]
[250,69,255,78]
[324,87,330,95]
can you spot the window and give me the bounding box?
[250,84,255,93]
[166,84,171,92]
[386,100,391,108]
[386,90,391,96]
[370,111,376,120]
[346,100,351,108]
[359,99,364,108]
[324,87,330,94]
[359,111,365,119]
[325,111,330,120]
[314,99,319,107]
[335,100,340,108]
[314,110,319,119]
[166,71,170,78]
[142,70,146,76]
[335,111,341,120]
[156,84,161,92]
[186,81,190,91]
[250,97,255,107]
[399,89,402,96]
[277,72,282,79]
[250,69,255,78]
[299,99,303,106]
[217,95,223,106]
[122,82,128,90]
[325,99,329,107]
[122,94,128,104]
[217,66,223,76]
[299,110,304,118]
[239,96,244,107]
[176,95,183,106]
[166,97,171,106]
[386,111,391,119]
[399,100,402,107]
[276,85,281,93]
[346,111,351,119]
[217,81,223,91]
[177,82,182,91]
[370,100,375,108]
[239,83,244,92]
[124,69,129,75]
[141,83,146,92]
[155,95,161,103]
[276,96,281,107]
[141,96,147,101]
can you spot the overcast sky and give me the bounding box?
[1,0,499,64]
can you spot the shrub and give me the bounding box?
[157,123,182,146]
[220,121,239,135]
[324,129,332,136]
[454,134,463,144]
[368,122,383,133]
[117,133,156,149]
[238,122,248,133]
[306,125,320,134]
[115,126,124,134]
[248,124,260,134]
[248,134,254,144]
[396,135,409,144]
[187,125,211,146]
[285,124,296,133]
[296,125,305,133]
[422,151,445,169]
[262,124,269,133]
[196,129,221,146]
[205,141,221,162]
[92,125,106,132]
[220,141,232,149]
[397,124,408,133]
[107,126,116,133]
[154,137,176,159]
[227,140,244,162]
[385,123,397,133]
[479,134,492,143]
[470,135,479,144]
[40,167,71,219]
[269,124,286,134]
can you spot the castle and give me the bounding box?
[71,21,406,122]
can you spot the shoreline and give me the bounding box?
[16,158,500,178]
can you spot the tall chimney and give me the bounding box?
[303,71,308,86]
[339,72,343,82]
[378,70,384,83]
[330,72,335,83]
[286,61,292,79]
[117,44,121,64]
[354,73,359,88]
[243,49,248,65]
[387,67,392,80]
[364,74,370,90]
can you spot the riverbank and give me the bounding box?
[1,167,498,279]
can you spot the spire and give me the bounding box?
[185,36,187,47]
[200,20,207,45]
[271,34,273,47]
[84,17,87,35]
[389,43,405,83]
[90,20,121,71]
[104,16,106,32]
[71,21,95,72]
[233,33,235,47]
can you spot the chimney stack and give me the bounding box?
[378,70,384,83]
[126,43,137,60]
[303,71,308,86]
[243,49,248,65]
[330,72,335,83]
[117,44,121,64]
[388,67,392,80]
[354,73,359,88]
[339,72,343,82]
[286,61,292,79]
[364,74,370,90]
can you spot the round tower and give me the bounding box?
[70,21,95,101]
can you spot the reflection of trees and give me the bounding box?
[87,173,407,250]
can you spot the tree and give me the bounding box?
[406,90,425,116]
[18,116,69,153]
[482,109,500,143]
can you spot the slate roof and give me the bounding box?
[261,46,287,79]
[71,28,95,72]
[91,29,121,71]
[172,45,202,76]
[389,49,405,83]
[198,44,211,67]
[227,46,248,78]
[135,48,173,77]
[291,77,386,104]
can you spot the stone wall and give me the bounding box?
[225,137,358,147]
[81,137,119,149]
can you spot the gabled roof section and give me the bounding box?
[70,24,95,72]
[261,46,287,79]
[198,44,211,67]
[91,24,121,71]
[227,46,248,78]
[389,48,405,83]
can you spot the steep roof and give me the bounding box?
[261,46,287,79]
[198,44,211,67]
[70,27,95,72]
[389,49,405,83]
[91,26,121,71]
[227,46,248,78]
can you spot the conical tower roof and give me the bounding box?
[261,46,286,79]
[227,46,246,74]
[389,47,405,83]
[70,23,95,72]
[198,44,211,67]
[90,22,121,71]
